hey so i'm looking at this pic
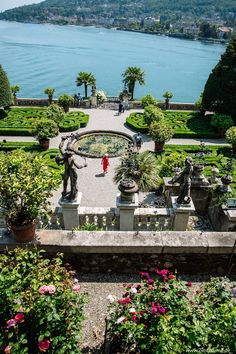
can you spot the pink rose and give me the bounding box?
[47,285,56,294]
[14,313,24,323]
[38,339,51,352]
[72,284,81,292]
[6,319,17,328]
[4,345,12,354]
[38,285,48,295]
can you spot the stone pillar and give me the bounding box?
[59,192,82,230]
[116,193,139,231]
[90,96,97,108]
[171,196,195,231]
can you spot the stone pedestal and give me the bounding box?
[59,192,82,230]
[116,193,138,231]
[171,196,195,231]
[90,96,97,108]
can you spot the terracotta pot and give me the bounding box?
[154,141,164,153]
[39,138,50,150]
[10,220,36,243]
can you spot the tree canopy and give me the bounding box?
[202,36,236,119]
[0,65,12,108]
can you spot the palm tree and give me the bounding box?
[122,67,145,100]
[162,91,173,110]
[11,85,20,105]
[76,72,96,99]
[44,87,55,105]
[113,151,160,192]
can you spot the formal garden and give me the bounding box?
[0,36,236,353]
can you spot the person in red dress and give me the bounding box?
[101,154,109,175]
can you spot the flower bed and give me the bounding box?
[126,111,217,138]
[0,249,85,353]
[108,270,236,353]
[0,108,89,136]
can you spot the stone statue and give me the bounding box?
[91,85,96,97]
[169,157,193,205]
[56,135,87,202]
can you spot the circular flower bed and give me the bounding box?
[72,130,134,158]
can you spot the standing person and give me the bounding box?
[118,101,123,115]
[101,154,109,175]
[134,133,143,151]
[77,93,82,107]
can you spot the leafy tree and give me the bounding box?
[143,105,164,126]
[44,87,55,105]
[11,85,20,105]
[113,151,160,191]
[149,120,174,152]
[202,36,236,120]
[141,94,157,108]
[76,71,96,99]
[122,66,145,100]
[162,91,173,110]
[0,65,12,109]
[46,103,65,123]
[58,94,74,113]
[33,119,59,140]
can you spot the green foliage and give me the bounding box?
[33,119,59,139]
[143,105,164,126]
[0,249,85,353]
[141,94,157,108]
[58,94,74,112]
[44,87,55,104]
[0,65,12,108]
[46,103,65,123]
[202,36,236,118]
[149,120,174,143]
[76,71,96,98]
[162,91,173,99]
[0,150,59,225]
[225,126,236,145]
[158,151,187,177]
[195,92,203,111]
[114,151,160,192]
[108,271,236,353]
[73,223,103,231]
[0,108,89,136]
[126,110,216,138]
[122,66,145,100]
[211,114,234,130]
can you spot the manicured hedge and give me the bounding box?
[126,111,217,138]
[0,108,89,136]
[0,141,40,151]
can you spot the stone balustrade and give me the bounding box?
[134,207,173,231]
[78,207,119,230]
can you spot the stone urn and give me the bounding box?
[220,175,233,193]
[118,179,139,202]
[192,164,209,186]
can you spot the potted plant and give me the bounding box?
[33,119,59,150]
[149,120,174,152]
[143,105,164,126]
[162,91,173,110]
[225,126,236,153]
[58,94,74,113]
[44,87,55,105]
[210,114,234,138]
[0,150,58,242]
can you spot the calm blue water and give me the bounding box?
[0,20,226,102]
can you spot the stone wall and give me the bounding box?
[0,229,235,275]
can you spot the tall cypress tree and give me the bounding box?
[202,36,236,119]
[0,65,12,108]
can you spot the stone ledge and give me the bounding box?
[0,229,235,255]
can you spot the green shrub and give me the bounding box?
[225,126,236,145]
[0,249,85,353]
[143,105,164,126]
[149,120,173,143]
[0,65,12,108]
[158,151,187,177]
[211,114,234,130]
[141,94,157,108]
[59,112,89,132]
[33,119,59,139]
[108,271,236,353]
[46,103,65,123]
[58,94,74,112]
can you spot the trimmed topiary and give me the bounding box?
[141,94,157,108]
[143,105,164,126]
[211,114,234,130]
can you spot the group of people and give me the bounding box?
[74,93,82,107]
[118,100,129,114]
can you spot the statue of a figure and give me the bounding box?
[169,157,193,205]
[56,135,87,202]
[91,85,96,97]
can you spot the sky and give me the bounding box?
[0,0,43,12]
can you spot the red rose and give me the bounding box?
[148,278,154,284]
[14,313,24,323]
[38,339,51,352]
[186,282,192,287]
[168,275,175,280]
[132,315,138,321]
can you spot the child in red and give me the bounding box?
[101,154,109,175]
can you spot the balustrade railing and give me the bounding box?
[134,208,173,231]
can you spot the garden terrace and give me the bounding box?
[0,108,89,135]
[126,111,217,138]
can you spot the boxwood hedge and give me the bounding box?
[126,111,217,138]
[0,108,89,136]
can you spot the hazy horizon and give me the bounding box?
[0,0,42,12]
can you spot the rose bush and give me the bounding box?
[0,249,85,353]
[108,270,236,353]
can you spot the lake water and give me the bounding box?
[0,20,226,102]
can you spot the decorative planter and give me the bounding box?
[10,220,36,242]
[118,179,139,202]
[39,138,50,150]
[154,142,164,153]
[220,175,233,193]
